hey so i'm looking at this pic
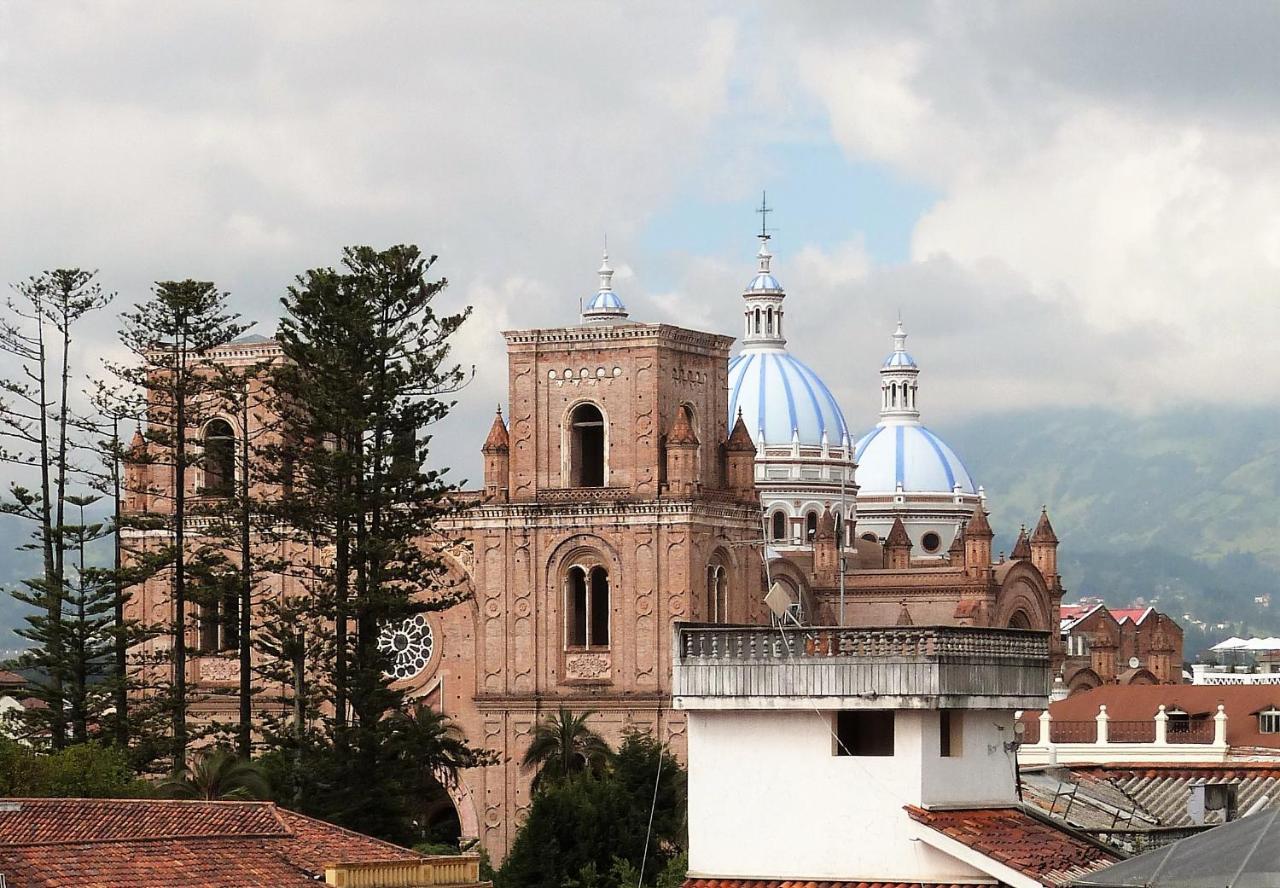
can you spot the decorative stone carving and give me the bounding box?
[564,651,611,682]
[197,656,239,683]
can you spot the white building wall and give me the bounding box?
[919,710,1019,806]
[687,708,1007,882]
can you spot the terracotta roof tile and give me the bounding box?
[0,798,423,888]
[904,805,1118,888]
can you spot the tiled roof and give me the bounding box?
[0,798,422,888]
[905,805,1119,888]
[1071,764,1280,828]
[684,881,983,887]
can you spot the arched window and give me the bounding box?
[806,511,818,541]
[200,593,238,653]
[568,403,606,487]
[891,384,898,407]
[861,532,878,543]
[766,307,774,334]
[707,563,728,623]
[203,419,235,496]
[566,564,610,648]
[834,511,843,546]
[771,511,786,541]
[754,307,762,334]
[1008,610,1032,630]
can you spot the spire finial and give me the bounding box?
[582,242,628,324]
[893,316,907,351]
[756,190,772,242]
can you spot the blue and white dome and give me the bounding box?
[854,423,976,494]
[853,319,977,496]
[728,349,850,448]
[584,288,625,314]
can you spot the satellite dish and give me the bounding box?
[764,582,795,619]
[1128,656,1141,669]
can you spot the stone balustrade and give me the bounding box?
[324,854,485,887]
[1018,704,1229,766]
[672,623,1050,711]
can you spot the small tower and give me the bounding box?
[884,516,913,570]
[813,507,838,586]
[481,405,510,501]
[665,406,700,497]
[723,408,757,498]
[1029,507,1059,582]
[946,524,965,565]
[581,246,629,324]
[740,217,786,350]
[964,506,994,575]
[1010,525,1031,560]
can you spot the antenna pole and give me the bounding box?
[839,460,847,625]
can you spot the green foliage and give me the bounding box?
[498,729,686,888]
[156,746,269,800]
[520,705,612,789]
[0,737,147,797]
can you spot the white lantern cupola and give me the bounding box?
[879,318,921,420]
[581,245,629,324]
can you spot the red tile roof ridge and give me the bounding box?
[274,807,425,863]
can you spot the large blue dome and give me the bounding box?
[728,348,850,447]
[854,423,976,494]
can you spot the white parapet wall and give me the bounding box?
[1017,705,1229,766]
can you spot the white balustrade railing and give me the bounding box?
[1018,704,1230,765]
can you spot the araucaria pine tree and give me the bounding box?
[266,244,474,838]
[109,281,248,767]
[0,269,112,748]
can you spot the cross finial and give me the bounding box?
[756,190,772,241]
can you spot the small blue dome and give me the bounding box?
[854,423,976,494]
[746,273,783,292]
[882,350,917,368]
[728,349,850,447]
[585,289,625,312]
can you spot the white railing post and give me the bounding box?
[1214,703,1228,748]
[1096,704,1109,745]
[1155,704,1168,745]
[1039,710,1056,763]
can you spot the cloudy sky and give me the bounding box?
[3,1,1278,485]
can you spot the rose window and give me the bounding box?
[378,614,435,682]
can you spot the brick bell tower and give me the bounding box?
[442,248,764,858]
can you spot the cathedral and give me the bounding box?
[123,222,1064,860]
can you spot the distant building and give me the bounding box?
[1059,603,1184,692]
[0,798,487,888]
[674,622,1118,887]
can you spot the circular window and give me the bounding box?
[922,532,941,553]
[377,614,435,682]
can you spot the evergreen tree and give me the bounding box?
[0,269,112,748]
[265,244,474,837]
[108,280,248,766]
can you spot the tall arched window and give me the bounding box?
[806,511,818,541]
[200,593,238,653]
[566,564,610,648]
[203,419,235,496]
[754,307,762,334]
[766,307,774,334]
[707,563,728,623]
[568,403,606,487]
[770,511,786,541]
[834,511,843,546]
